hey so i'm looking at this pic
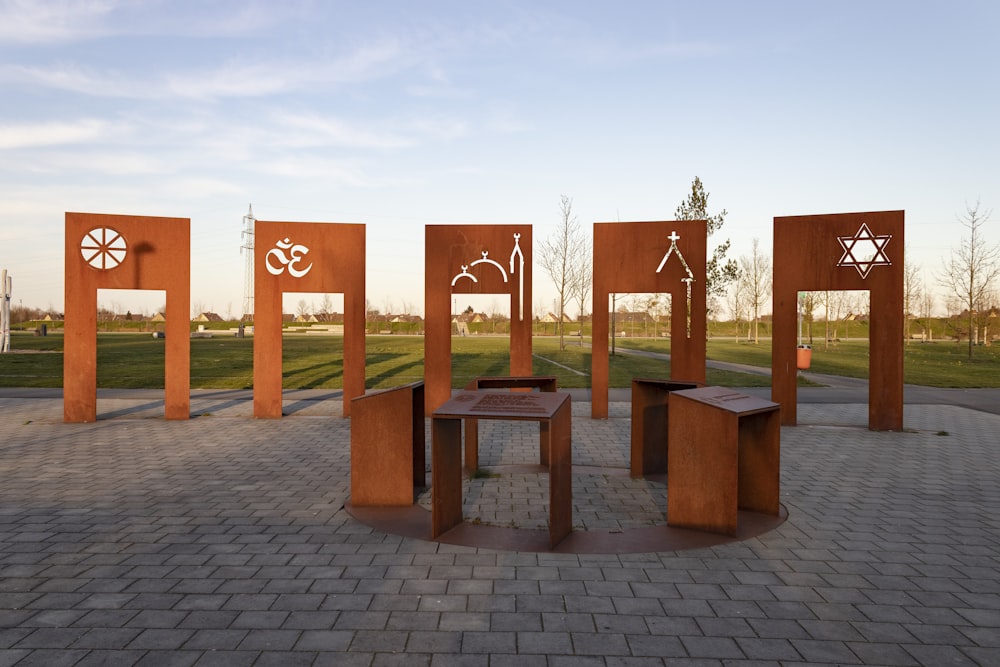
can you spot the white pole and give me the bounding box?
[0,270,10,353]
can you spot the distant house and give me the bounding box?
[390,314,423,324]
[612,311,653,325]
[452,313,473,336]
[541,312,574,323]
[314,311,345,324]
[193,312,224,323]
[149,313,166,322]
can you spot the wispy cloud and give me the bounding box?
[271,112,414,150]
[0,37,412,102]
[0,118,108,149]
[0,0,119,43]
[0,0,300,44]
[251,155,380,189]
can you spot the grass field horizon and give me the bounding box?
[2,331,998,390]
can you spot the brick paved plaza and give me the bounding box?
[0,389,998,666]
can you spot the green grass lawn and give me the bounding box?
[2,331,998,389]
[603,336,1000,388]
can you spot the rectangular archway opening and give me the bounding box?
[605,292,674,380]
[609,292,673,340]
[796,289,870,426]
[451,293,512,387]
[95,289,167,416]
[280,291,346,391]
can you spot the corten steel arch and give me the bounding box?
[64,212,191,422]
[425,225,532,415]
[772,210,904,430]
[253,221,366,418]
[591,221,707,418]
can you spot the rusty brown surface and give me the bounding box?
[464,376,557,391]
[431,417,464,539]
[546,398,573,548]
[667,387,780,536]
[772,211,904,429]
[462,376,557,473]
[346,490,786,554]
[432,390,568,419]
[349,382,425,507]
[64,212,190,422]
[591,221,707,418]
[424,225,532,415]
[253,221,365,418]
[629,379,701,477]
[431,391,573,548]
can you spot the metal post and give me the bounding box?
[1,270,10,353]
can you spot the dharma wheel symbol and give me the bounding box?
[80,227,127,270]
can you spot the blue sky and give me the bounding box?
[2,0,997,317]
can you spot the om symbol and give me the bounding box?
[265,238,313,278]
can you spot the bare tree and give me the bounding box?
[825,290,851,342]
[820,292,833,350]
[919,285,935,341]
[640,294,661,337]
[488,298,503,334]
[903,255,923,346]
[296,299,310,319]
[938,200,1000,358]
[726,269,747,341]
[570,234,593,344]
[319,294,334,318]
[983,287,998,345]
[738,238,771,344]
[539,195,588,351]
[800,292,819,344]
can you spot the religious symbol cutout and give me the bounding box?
[425,225,532,414]
[64,212,191,422]
[253,221,366,418]
[772,210,904,430]
[591,220,707,419]
[836,222,893,279]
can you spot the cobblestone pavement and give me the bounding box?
[0,390,998,665]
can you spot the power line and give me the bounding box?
[240,203,255,321]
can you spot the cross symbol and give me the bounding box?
[668,231,681,243]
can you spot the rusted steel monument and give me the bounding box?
[64,212,191,422]
[591,221,707,418]
[253,221,366,418]
[772,210,904,429]
[424,225,532,414]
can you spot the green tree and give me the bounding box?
[675,176,738,307]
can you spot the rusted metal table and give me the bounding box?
[630,378,701,477]
[667,386,780,535]
[431,390,572,548]
[463,376,557,473]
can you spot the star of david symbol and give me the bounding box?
[836,223,892,279]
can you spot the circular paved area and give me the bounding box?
[348,406,786,553]
[0,390,998,665]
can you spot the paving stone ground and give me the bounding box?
[0,389,998,666]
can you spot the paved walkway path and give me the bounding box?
[0,389,998,665]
